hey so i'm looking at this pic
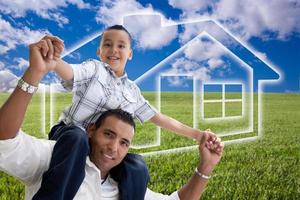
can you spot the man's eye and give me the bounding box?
[104,132,112,137]
[120,141,129,147]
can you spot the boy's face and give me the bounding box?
[97,29,133,77]
[87,115,134,178]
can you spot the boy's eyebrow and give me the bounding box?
[103,38,128,44]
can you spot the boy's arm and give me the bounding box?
[149,112,211,141]
[54,59,74,81]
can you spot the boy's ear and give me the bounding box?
[87,124,97,138]
[96,48,101,57]
[128,49,133,60]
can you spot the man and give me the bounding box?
[0,37,224,199]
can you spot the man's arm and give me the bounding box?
[177,132,224,200]
[0,37,62,140]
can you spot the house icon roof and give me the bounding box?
[120,14,280,84]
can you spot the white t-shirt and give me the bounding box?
[0,131,179,200]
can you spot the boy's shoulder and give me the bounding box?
[80,59,104,67]
[78,59,109,73]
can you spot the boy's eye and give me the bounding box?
[104,43,111,47]
[118,44,125,49]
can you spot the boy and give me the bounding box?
[32,25,220,199]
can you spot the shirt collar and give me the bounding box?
[102,62,128,83]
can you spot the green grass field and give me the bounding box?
[0,92,299,199]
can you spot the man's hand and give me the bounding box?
[29,35,64,76]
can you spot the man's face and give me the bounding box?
[97,29,133,77]
[87,115,134,178]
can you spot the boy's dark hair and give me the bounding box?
[94,109,135,130]
[104,25,132,44]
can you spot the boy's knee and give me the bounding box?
[59,126,89,148]
[125,154,148,174]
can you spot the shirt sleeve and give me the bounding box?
[134,85,158,123]
[144,188,180,200]
[0,131,54,185]
[61,59,98,91]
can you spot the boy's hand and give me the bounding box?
[29,35,64,75]
[196,129,223,155]
[198,131,224,175]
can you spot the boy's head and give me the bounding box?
[97,25,133,77]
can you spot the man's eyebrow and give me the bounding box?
[122,138,130,145]
[104,128,116,135]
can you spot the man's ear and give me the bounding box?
[87,124,97,138]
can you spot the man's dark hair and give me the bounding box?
[104,25,132,44]
[94,109,135,130]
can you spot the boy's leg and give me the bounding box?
[110,153,150,200]
[32,123,89,200]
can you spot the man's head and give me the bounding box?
[87,109,135,178]
[97,25,133,77]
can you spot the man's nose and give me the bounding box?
[108,139,118,152]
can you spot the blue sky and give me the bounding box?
[0,0,299,93]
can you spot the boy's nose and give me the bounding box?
[111,45,118,53]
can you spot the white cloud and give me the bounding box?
[0,17,49,54]
[208,58,224,70]
[0,0,91,26]
[169,0,300,41]
[167,57,211,82]
[166,76,189,87]
[169,0,212,14]
[0,61,5,70]
[0,70,18,92]
[96,0,178,49]
[96,0,154,25]
[184,38,224,62]
[214,0,300,40]
[13,57,29,70]
[124,15,178,49]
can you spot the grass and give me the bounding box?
[0,92,299,199]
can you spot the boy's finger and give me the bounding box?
[46,39,54,59]
[39,39,49,57]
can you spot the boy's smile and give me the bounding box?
[97,29,133,77]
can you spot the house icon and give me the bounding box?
[49,14,280,156]
[121,14,281,155]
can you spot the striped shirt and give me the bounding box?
[59,59,157,129]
